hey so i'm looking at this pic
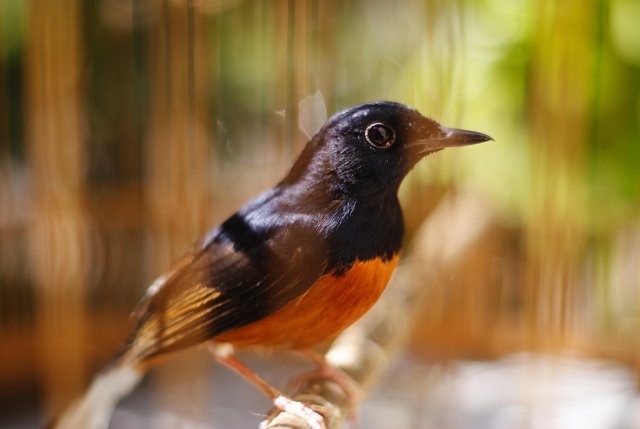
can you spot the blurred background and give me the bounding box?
[1,0,639,427]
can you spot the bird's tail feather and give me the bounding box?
[52,362,143,429]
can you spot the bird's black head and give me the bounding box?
[283,101,492,199]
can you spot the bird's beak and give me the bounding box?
[407,126,492,160]
[437,127,493,148]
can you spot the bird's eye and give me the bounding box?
[365,123,396,149]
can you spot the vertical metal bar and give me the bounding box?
[285,0,296,161]
[25,0,87,415]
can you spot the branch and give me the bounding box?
[261,193,496,429]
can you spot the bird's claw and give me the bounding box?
[288,365,364,411]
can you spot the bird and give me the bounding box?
[53,101,491,429]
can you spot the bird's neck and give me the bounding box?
[278,144,404,266]
[273,173,404,273]
[323,191,404,271]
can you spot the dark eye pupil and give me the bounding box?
[365,123,395,148]
[371,127,387,143]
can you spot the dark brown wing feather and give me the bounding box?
[120,212,327,365]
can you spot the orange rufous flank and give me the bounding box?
[215,256,399,349]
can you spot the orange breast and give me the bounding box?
[215,256,399,349]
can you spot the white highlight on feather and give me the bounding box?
[145,273,168,298]
[298,91,327,139]
[55,366,142,429]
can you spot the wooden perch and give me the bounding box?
[261,193,497,429]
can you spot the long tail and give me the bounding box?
[51,361,143,429]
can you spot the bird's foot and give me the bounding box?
[288,363,363,425]
[290,364,364,403]
[293,350,365,403]
[260,395,327,429]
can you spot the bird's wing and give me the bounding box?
[121,213,326,364]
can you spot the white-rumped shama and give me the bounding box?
[54,101,491,429]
